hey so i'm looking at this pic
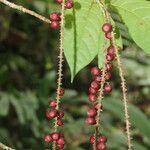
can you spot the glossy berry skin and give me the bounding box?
[106,54,114,61]
[105,72,112,80]
[50,12,61,21]
[85,117,96,125]
[57,119,64,126]
[102,23,112,33]
[44,134,52,143]
[106,63,113,71]
[58,110,64,118]
[91,81,100,90]
[50,21,60,29]
[104,83,112,94]
[51,132,60,141]
[65,1,74,9]
[89,87,97,95]
[87,108,97,117]
[89,135,95,144]
[105,32,112,39]
[58,87,65,96]
[88,94,97,102]
[96,142,106,150]
[46,110,58,119]
[107,45,115,56]
[48,100,57,107]
[54,0,63,4]
[57,144,64,149]
[91,67,101,76]
[94,76,101,82]
[57,137,65,145]
[97,136,107,143]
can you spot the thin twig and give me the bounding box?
[0,0,50,24]
[0,142,15,150]
[96,0,132,149]
[52,0,65,150]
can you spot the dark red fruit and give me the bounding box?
[105,32,112,39]
[57,137,65,145]
[48,100,57,107]
[91,81,100,90]
[58,110,64,118]
[106,63,113,71]
[97,136,107,143]
[50,12,61,21]
[54,0,63,4]
[104,83,112,94]
[94,76,101,82]
[106,54,115,61]
[57,119,64,126]
[46,110,58,119]
[88,94,97,102]
[105,72,112,80]
[57,144,64,149]
[65,1,74,9]
[58,87,65,96]
[107,45,115,56]
[96,142,106,150]
[51,132,60,141]
[44,134,52,143]
[102,23,112,33]
[91,67,101,76]
[50,21,60,29]
[87,108,97,117]
[85,117,96,125]
[89,87,97,95]
[89,135,95,144]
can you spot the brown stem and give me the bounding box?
[0,0,50,24]
[52,0,65,150]
[0,142,15,150]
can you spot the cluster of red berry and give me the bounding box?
[44,132,65,149]
[89,135,107,150]
[44,88,65,149]
[50,0,74,29]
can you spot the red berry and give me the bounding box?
[57,119,64,126]
[97,136,107,143]
[89,135,95,144]
[57,137,65,145]
[58,110,64,118]
[107,45,115,56]
[91,81,100,90]
[44,134,52,143]
[58,87,65,96]
[48,100,57,107]
[50,12,61,21]
[51,132,60,141]
[106,54,114,61]
[85,117,96,125]
[50,21,60,29]
[91,67,101,76]
[88,94,97,102]
[106,63,113,71]
[94,76,101,82]
[104,83,112,93]
[105,72,112,80]
[57,144,64,149]
[96,142,106,150]
[46,110,58,119]
[65,1,74,9]
[105,32,112,39]
[89,87,97,94]
[87,108,97,117]
[54,0,63,4]
[102,23,112,33]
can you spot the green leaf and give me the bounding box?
[64,0,104,81]
[110,0,150,53]
[103,98,150,141]
[0,93,9,116]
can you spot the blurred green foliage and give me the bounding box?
[0,0,150,150]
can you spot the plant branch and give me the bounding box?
[0,0,50,24]
[52,0,65,149]
[0,142,15,150]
